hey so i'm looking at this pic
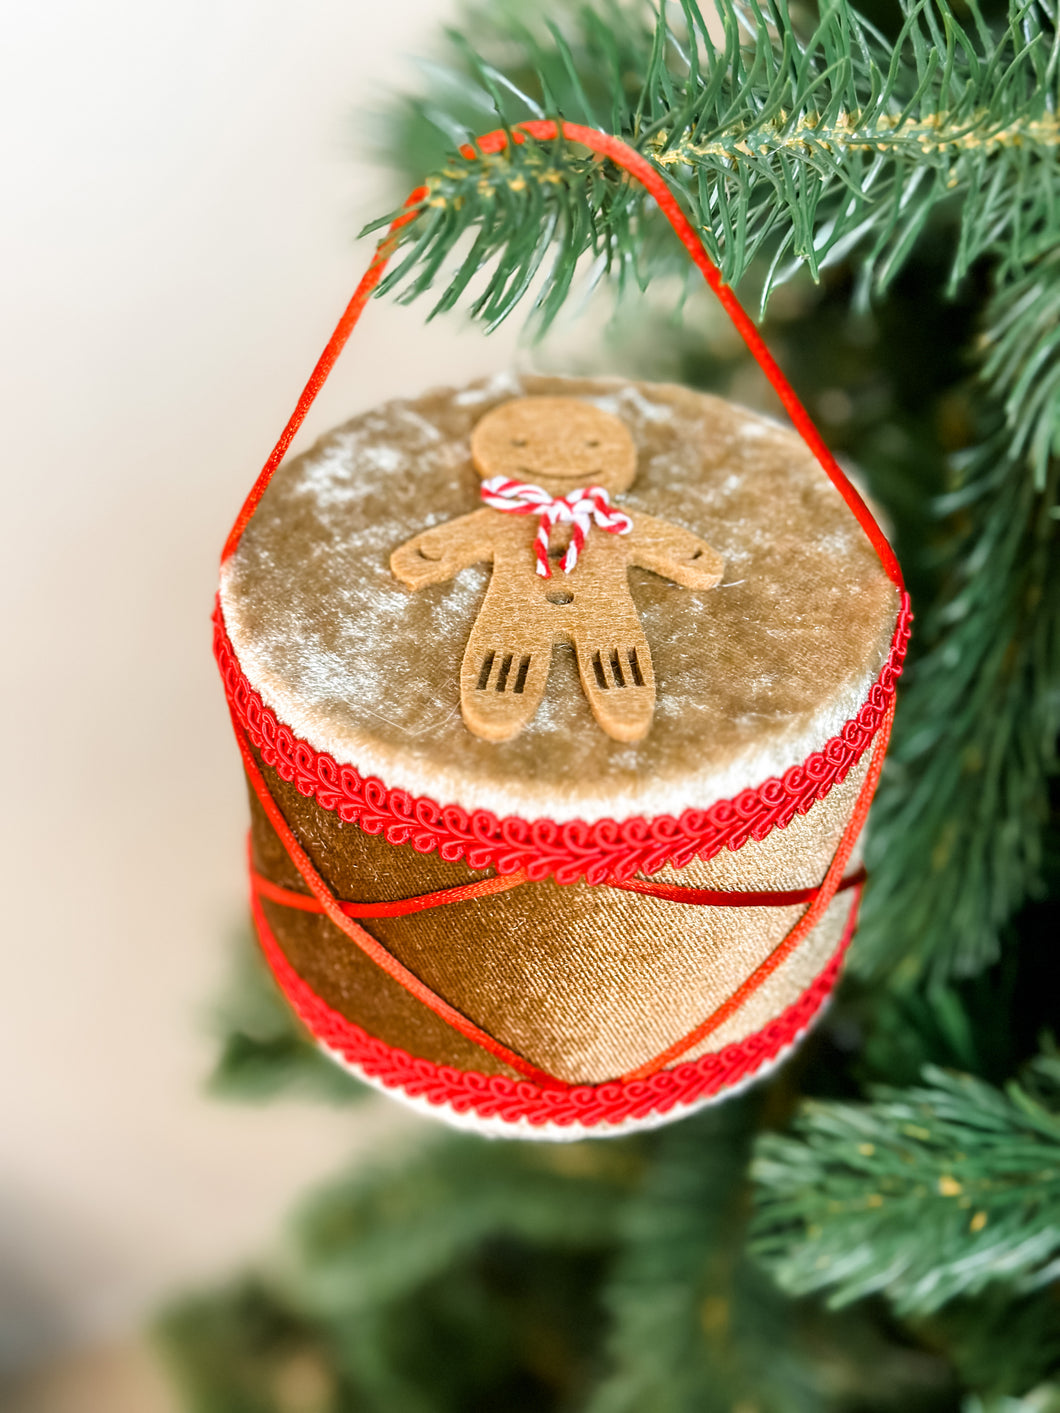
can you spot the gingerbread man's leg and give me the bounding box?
[460,609,554,742]
[571,603,656,743]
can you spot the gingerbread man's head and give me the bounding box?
[470,397,637,496]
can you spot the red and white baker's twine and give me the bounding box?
[480,477,632,577]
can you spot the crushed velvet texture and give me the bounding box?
[249,750,868,1085]
[221,374,900,825]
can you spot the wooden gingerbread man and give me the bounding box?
[391,396,724,743]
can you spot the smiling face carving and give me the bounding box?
[470,397,637,495]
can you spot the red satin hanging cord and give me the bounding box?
[250,857,866,919]
[219,120,905,596]
[608,867,865,908]
[250,860,531,919]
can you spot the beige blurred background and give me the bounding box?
[1,1,525,1406]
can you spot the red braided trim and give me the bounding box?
[251,883,862,1128]
[215,593,910,886]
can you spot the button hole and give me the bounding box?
[610,649,626,687]
[592,651,609,690]
[627,648,645,687]
[496,653,514,691]
[514,655,530,694]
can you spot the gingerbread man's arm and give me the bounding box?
[391,507,497,590]
[625,510,725,589]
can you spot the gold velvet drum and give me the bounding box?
[216,372,907,1138]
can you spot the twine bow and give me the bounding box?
[480,476,632,578]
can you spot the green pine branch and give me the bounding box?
[272,1138,632,1410]
[373,0,1059,326]
[574,1099,946,1412]
[981,244,1060,492]
[852,242,1060,983]
[855,420,1060,982]
[926,1287,1060,1401]
[286,1139,631,1317]
[750,1045,1060,1316]
[965,1386,1060,1413]
[207,931,368,1105]
[161,1138,634,1412]
[161,1096,965,1411]
[583,1099,822,1413]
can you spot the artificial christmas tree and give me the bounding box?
[165,0,1059,1405]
